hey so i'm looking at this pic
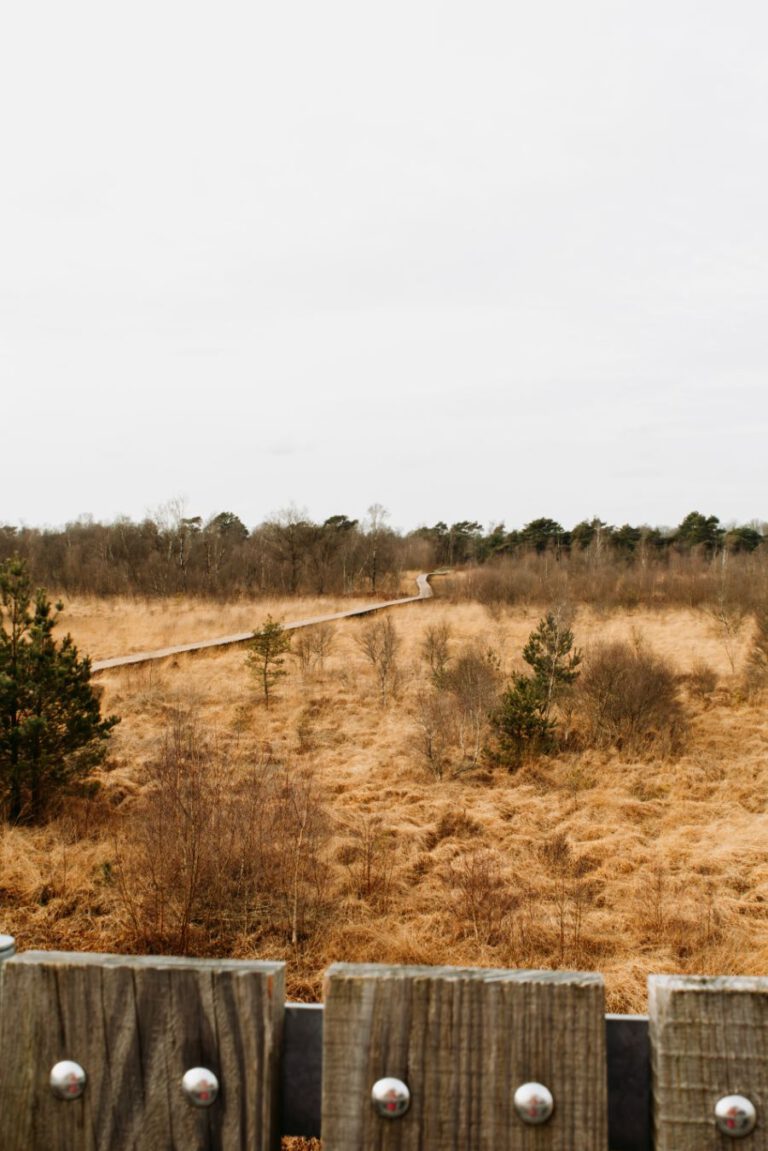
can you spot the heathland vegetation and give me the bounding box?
[0,505,767,1016]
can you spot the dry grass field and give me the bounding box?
[1,581,767,1018]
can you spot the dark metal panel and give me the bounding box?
[281,1003,323,1137]
[606,1015,651,1151]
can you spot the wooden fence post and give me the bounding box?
[322,962,608,1151]
[0,951,285,1151]
[649,974,768,1150]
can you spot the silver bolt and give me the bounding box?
[50,1060,87,1101]
[371,1077,410,1118]
[715,1095,757,1138]
[514,1081,555,1125]
[181,1067,219,1107]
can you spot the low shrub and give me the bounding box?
[687,659,719,700]
[575,638,687,755]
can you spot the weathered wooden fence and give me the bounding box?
[0,941,764,1149]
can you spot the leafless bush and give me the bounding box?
[686,659,719,700]
[633,866,724,955]
[293,623,335,675]
[420,621,451,685]
[116,708,330,953]
[575,638,687,755]
[268,767,331,947]
[707,592,745,674]
[413,690,457,779]
[634,864,668,939]
[354,615,401,703]
[440,848,516,945]
[441,645,502,767]
[539,832,602,963]
[336,815,397,906]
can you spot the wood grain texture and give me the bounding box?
[0,951,285,1151]
[649,974,768,1151]
[322,962,608,1151]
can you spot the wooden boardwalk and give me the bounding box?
[91,573,434,672]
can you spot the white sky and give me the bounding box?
[2,0,766,534]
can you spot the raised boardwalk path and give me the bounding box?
[91,573,434,673]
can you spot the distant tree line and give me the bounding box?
[0,506,764,602]
[0,504,412,598]
[412,511,765,565]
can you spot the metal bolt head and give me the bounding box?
[715,1095,757,1138]
[182,1066,219,1107]
[50,1060,87,1101]
[514,1081,555,1125]
[371,1077,410,1118]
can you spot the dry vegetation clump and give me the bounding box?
[685,658,719,701]
[574,638,688,755]
[0,592,767,1016]
[354,616,402,704]
[115,709,330,956]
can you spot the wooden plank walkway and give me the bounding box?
[91,573,434,672]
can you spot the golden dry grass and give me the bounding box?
[61,593,376,661]
[1,591,766,1016]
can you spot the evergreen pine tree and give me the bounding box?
[489,610,581,770]
[491,673,555,770]
[522,610,582,720]
[0,558,119,822]
[246,615,292,708]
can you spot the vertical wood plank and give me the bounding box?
[649,974,768,1151]
[322,962,607,1151]
[0,952,284,1151]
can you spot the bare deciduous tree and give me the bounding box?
[708,598,745,675]
[293,623,335,676]
[354,615,401,703]
[414,689,456,779]
[442,644,502,766]
[420,621,452,686]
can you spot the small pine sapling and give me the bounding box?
[246,615,291,708]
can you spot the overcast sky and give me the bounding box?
[2,0,766,534]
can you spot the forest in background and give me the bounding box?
[0,505,766,606]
